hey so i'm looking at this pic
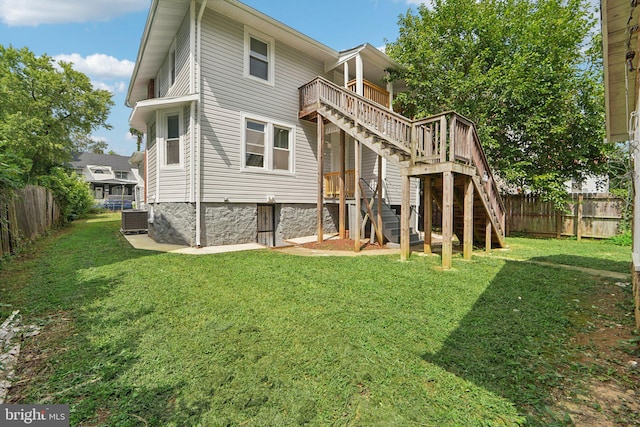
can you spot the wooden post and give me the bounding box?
[339,130,346,239]
[423,178,432,254]
[354,139,361,252]
[401,172,411,261]
[485,218,492,254]
[555,208,562,238]
[317,117,324,242]
[442,170,454,269]
[463,177,473,260]
[377,155,383,245]
[576,193,583,241]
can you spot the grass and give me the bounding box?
[1,213,635,426]
[490,236,631,274]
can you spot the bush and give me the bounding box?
[38,167,94,222]
[608,230,632,246]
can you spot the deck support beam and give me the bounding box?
[317,116,324,242]
[463,176,473,260]
[423,178,432,254]
[377,155,383,245]
[485,218,492,253]
[339,130,346,239]
[401,172,411,261]
[442,170,454,269]
[354,139,362,252]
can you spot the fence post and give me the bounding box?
[576,194,583,241]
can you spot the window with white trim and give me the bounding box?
[160,110,182,168]
[244,27,274,85]
[242,115,294,173]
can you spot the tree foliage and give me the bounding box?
[0,45,114,183]
[386,0,610,201]
[38,167,94,221]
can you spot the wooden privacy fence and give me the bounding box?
[505,194,624,239]
[0,185,61,257]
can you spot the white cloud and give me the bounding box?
[405,0,429,5]
[54,53,134,79]
[0,0,149,26]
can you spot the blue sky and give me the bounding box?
[0,0,425,156]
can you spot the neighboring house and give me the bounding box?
[565,175,609,194]
[602,0,640,327]
[70,153,144,206]
[126,0,505,266]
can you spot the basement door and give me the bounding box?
[257,204,275,247]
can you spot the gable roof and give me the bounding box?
[126,0,403,107]
[70,153,136,172]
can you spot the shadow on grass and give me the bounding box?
[423,259,595,425]
[529,254,631,275]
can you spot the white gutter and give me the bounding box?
[195,0,208,248]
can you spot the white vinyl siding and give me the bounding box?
[199,9,329,204]
[156,105,191,202]
[158,11,191,98]
[147,144,157,202]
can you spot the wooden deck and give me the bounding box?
[299,76,506,267]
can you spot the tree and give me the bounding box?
[0,45,114,181]
[130,127,143,151]
[38,167,94,222]
[386,0,611,203]
[72,132,109,154]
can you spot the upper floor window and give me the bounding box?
[244,27,274,85]
[115,171,128,180]
[242,114,294,173]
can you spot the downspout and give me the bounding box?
[195,0,208,248]
[189,1,196,206]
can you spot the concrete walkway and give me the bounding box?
[123,233,265,255]
[123,232,404,257]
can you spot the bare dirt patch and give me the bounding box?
[552,281,640,426]
[299,238,388,252]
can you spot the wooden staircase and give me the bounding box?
[299,76,506,249]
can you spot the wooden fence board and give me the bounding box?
[0,185,60,257]
[505,194,624,239]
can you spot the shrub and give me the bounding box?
[38,167,94,222]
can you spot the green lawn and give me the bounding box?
[0,213,634,426]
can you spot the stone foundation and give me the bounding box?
[148,203,195,246]
[201,203,257,246]
[148,202,339,247]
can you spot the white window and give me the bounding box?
[272,126,290,171]
[161,110,182,168]
[115,171,128,179]
[244,27,274,85]
[242,114,294,173]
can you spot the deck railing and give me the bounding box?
[346,79,390,108]
[324,169,355,198]
[300,76,505,230]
